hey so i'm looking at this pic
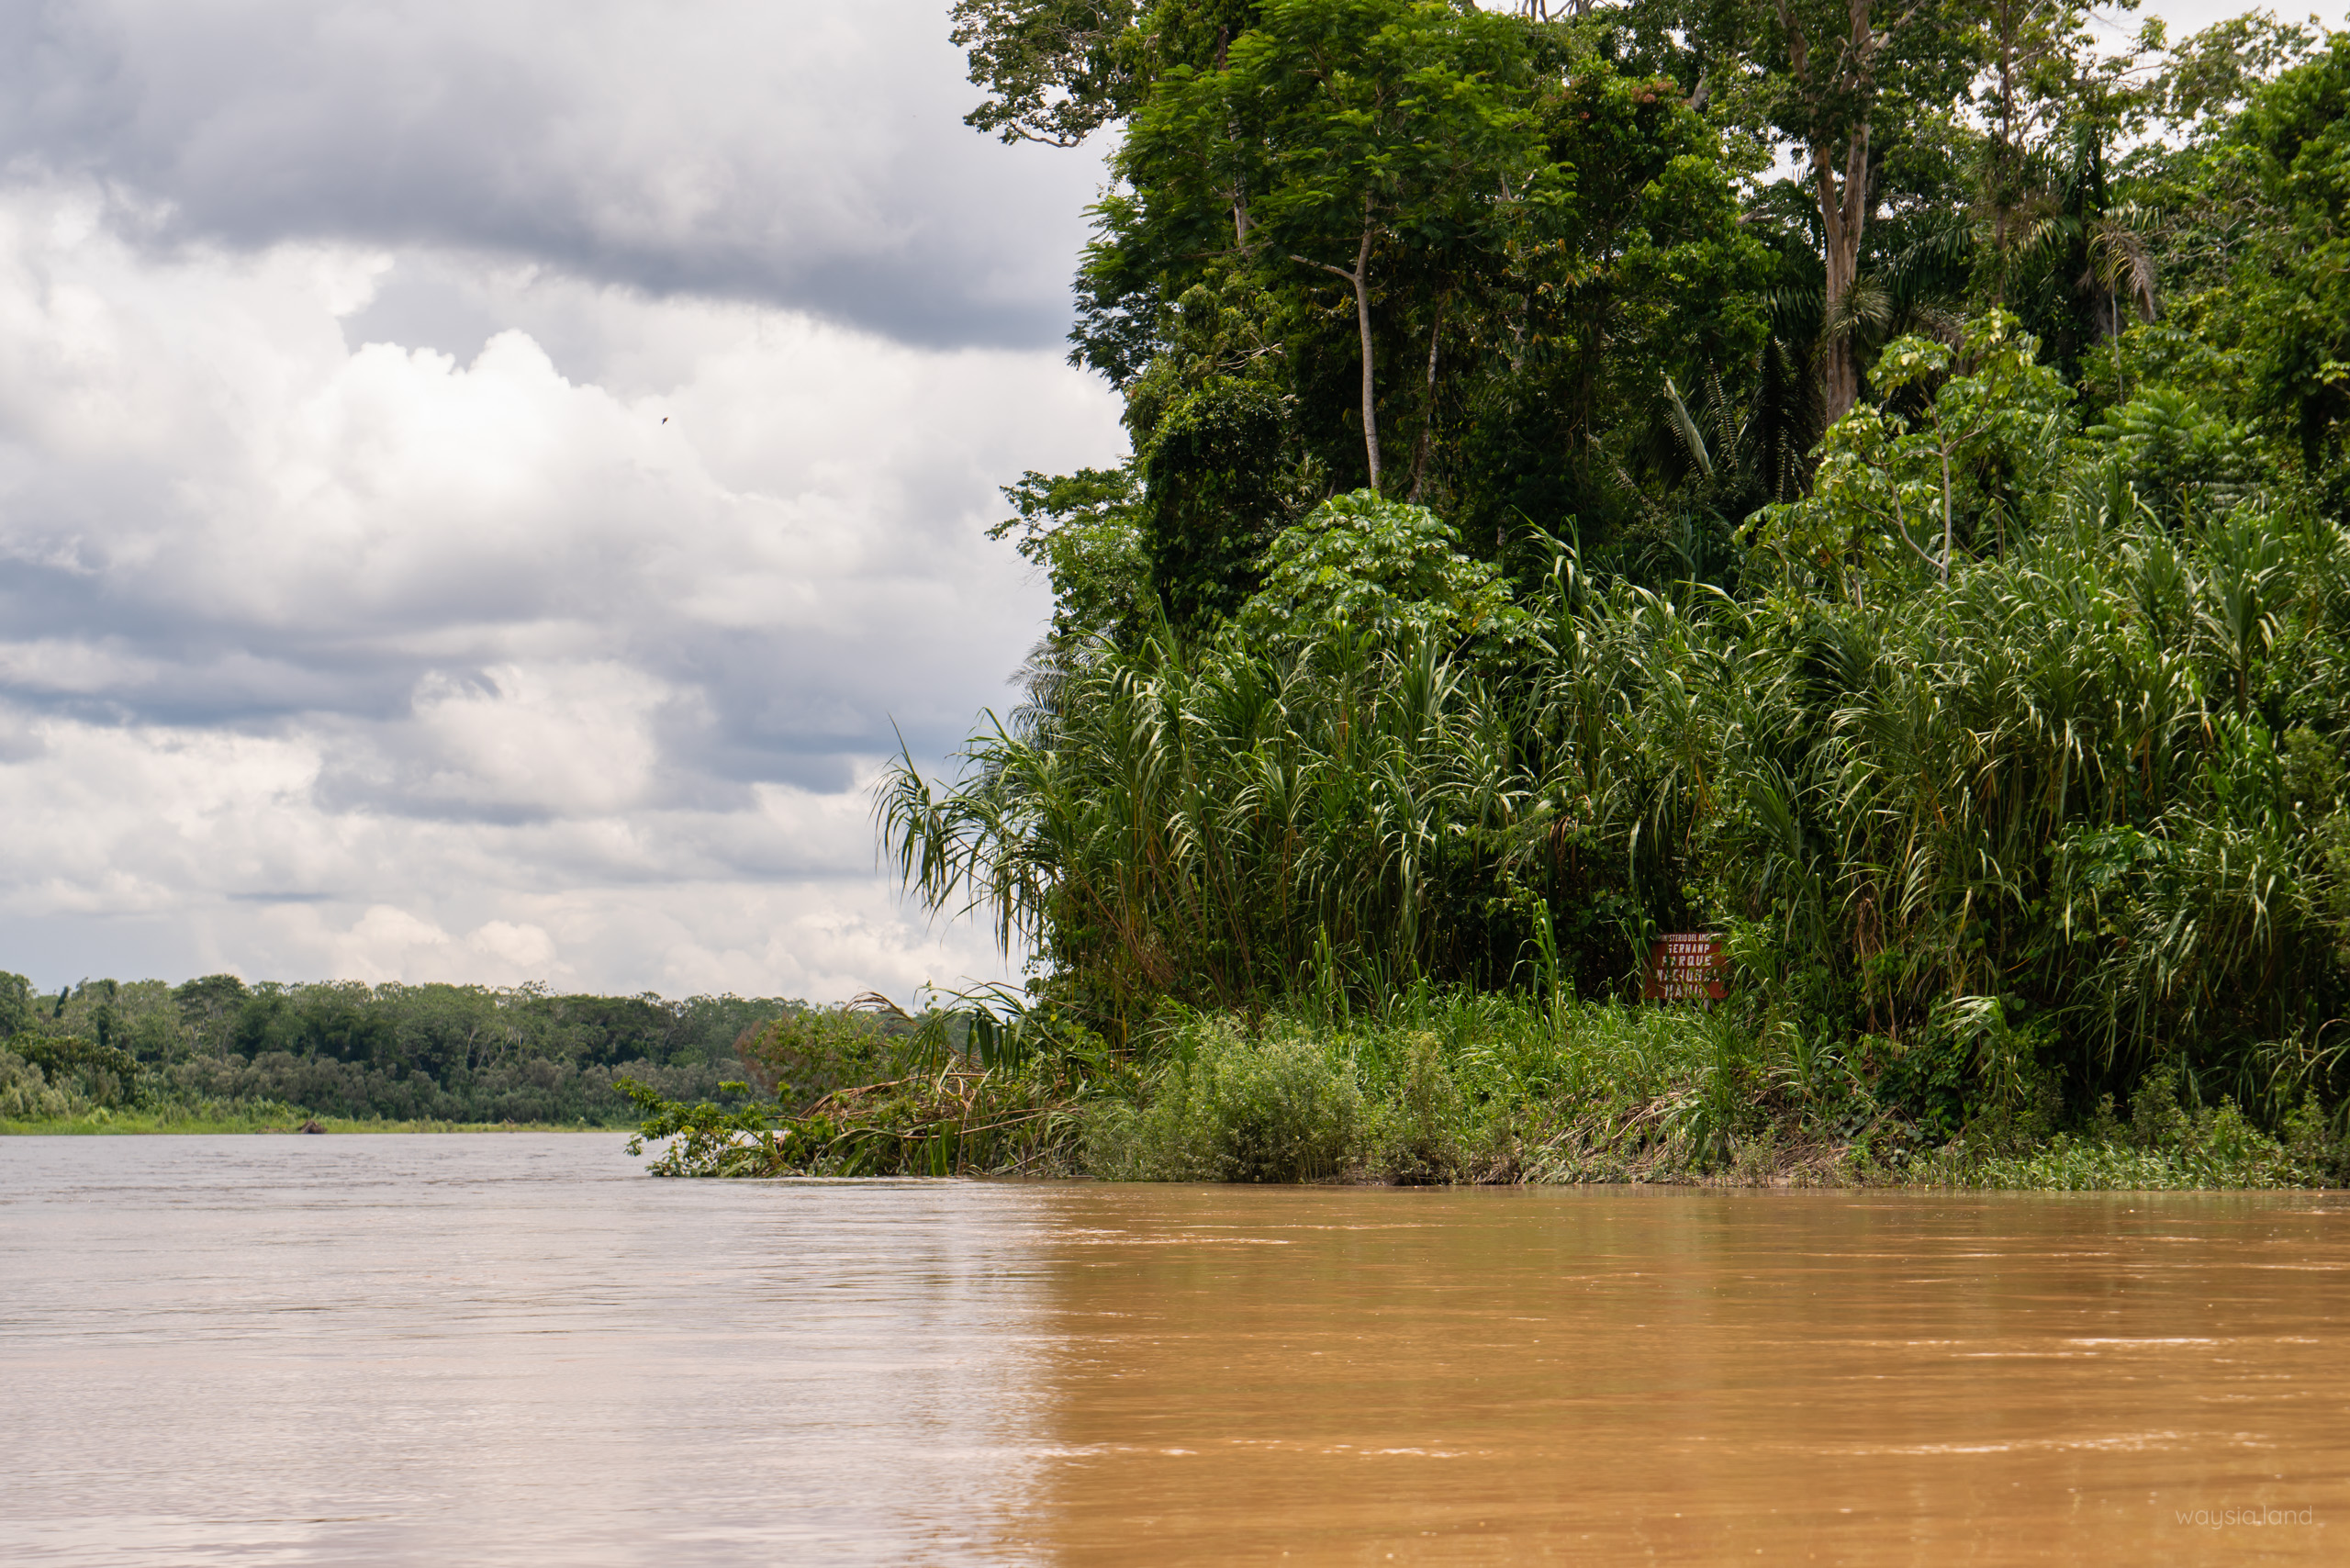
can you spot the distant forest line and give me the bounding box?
[1,970,804,1128]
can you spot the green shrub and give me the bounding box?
[1908,1064,2323,1188]
[2283,1092,2350,1182]
[1088,1018,1366,1182]
[1366,1030,1467,1183]
[0,1048,82,1121]
[7,1033,142,1108]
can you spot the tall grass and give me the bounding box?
[885,454,2350,1131]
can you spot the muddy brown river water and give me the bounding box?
[3,1135,2344,1564]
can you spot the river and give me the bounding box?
[2,1134,2344,1563]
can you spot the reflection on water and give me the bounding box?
[0,1137,1053,1566]
[1015,1187,2350,1564]
[4,1137,2346,1564]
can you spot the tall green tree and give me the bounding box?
[951,1,1266,144]
[1111,0,1550,488]
[2234,31,2350,487]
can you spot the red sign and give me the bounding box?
[1643,933,1727,1002]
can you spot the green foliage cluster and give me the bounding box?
[1238,488,1523,649]
[5,1036,145,1111]
[1086,1017,1368,1180]
[957,5,2350,622]
[838,6,2350,1184]
[1909,1067,2345,1189]
[0,970,802,1130]
[988,0,1782,640]
[618,991,1125,1177]
[0,1047,81,1122]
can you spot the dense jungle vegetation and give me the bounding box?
[623,0,2350,1188]
[0,970,797,1130]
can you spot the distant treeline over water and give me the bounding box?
[0,970,800,1126]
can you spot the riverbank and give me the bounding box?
[618,995,2350,1192]
[15,989,2335,1185]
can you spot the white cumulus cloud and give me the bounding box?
[0,172,1122,996]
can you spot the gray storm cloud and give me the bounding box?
[0,191,1114,770]
[0,0,1111,347]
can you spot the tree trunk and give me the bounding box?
[1217,28,1250,247]
[1939,431,1953,585]
[1349,224,1381,489]
[1408,296,1443,502]
[1294,212,1382,487]
[1816,122,1870,426]
[1784,0,1889,429]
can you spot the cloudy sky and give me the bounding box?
[0,0,2291,1002]
[0,0,1128,1001]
